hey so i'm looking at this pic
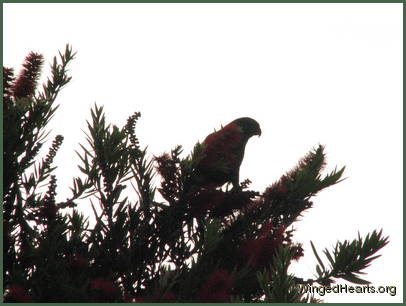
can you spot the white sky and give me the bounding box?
[3,3,403,303]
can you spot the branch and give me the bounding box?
[298,230,389,286]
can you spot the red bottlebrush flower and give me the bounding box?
[264,175,290,200]
[274,180,289,195]
[211,189,257,217]
[39,203,58,220]
[198,270,233,302]
[189,187,226,217]
[90,278,121,302]
[273,224,287,244]
[240,237,270,268]
[193,118,261,189]
[155,151,182,204]
[239,222,286,268]
[12,52,44,98]
[4,285,32,302]
[68,254,89,271]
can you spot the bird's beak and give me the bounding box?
[257,128,262,137]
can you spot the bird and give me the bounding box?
[189,117,261,191]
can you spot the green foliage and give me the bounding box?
[3,46,389,303]
[306,230,389,286]
[257,247,301,302]
[287,145,346,199]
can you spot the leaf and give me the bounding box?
[323,249,335,266]
[310,241,325,272]
[340,273,370,285]
[316,265,323,277]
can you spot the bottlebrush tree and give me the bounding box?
[3,45,389,302]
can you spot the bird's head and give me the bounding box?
[232,117,262,138]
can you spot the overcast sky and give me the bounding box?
[4,3,403,302]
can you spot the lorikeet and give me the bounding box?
[191,117,261,190]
